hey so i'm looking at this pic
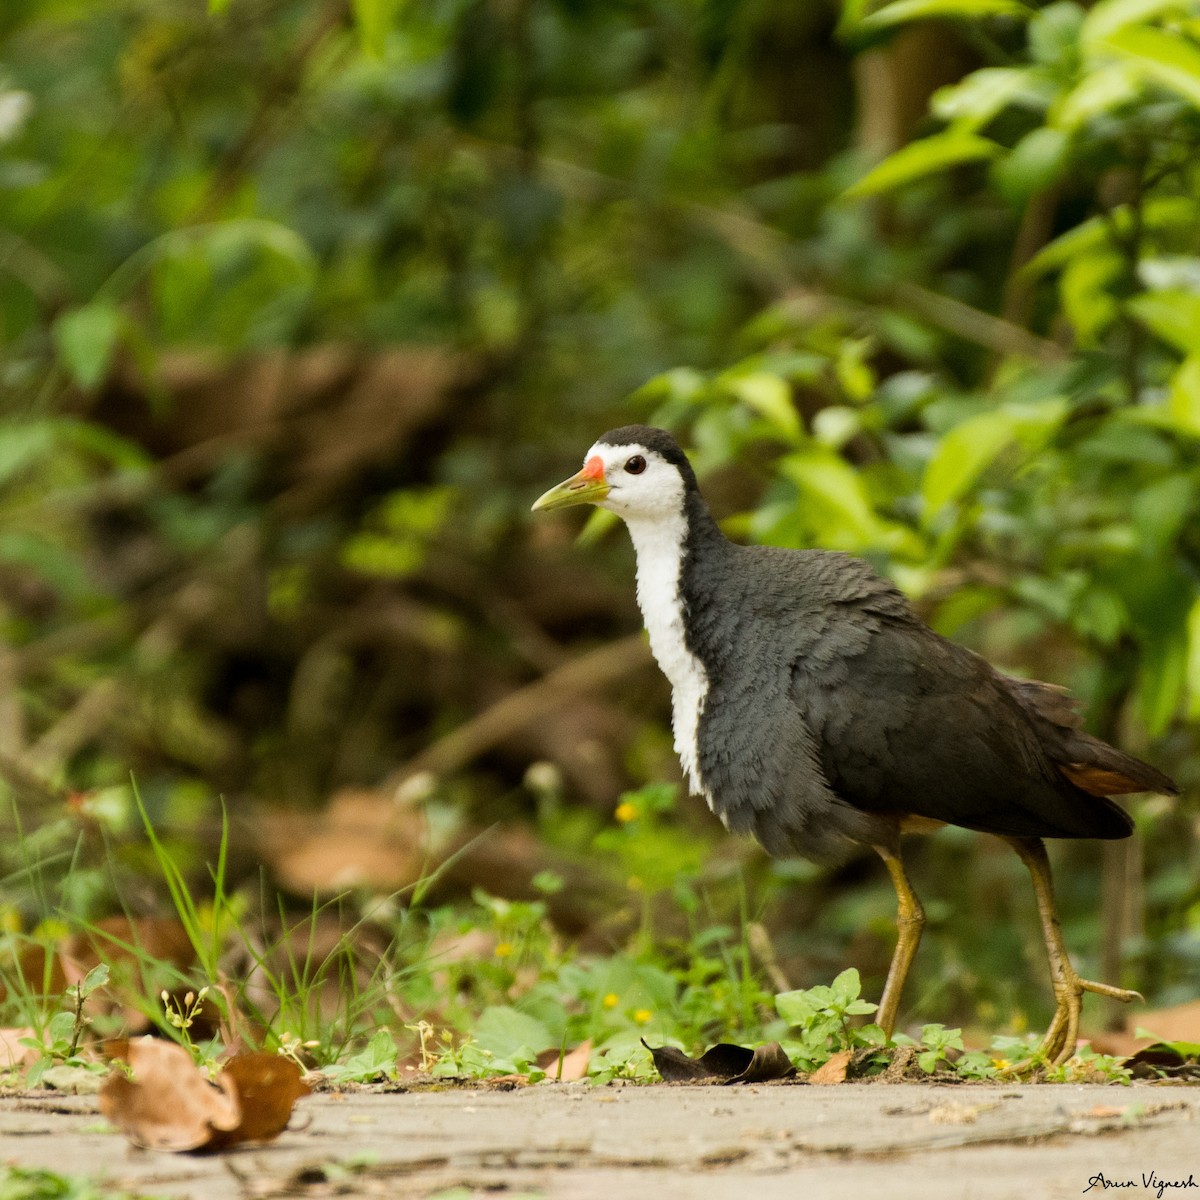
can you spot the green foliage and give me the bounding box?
[0,1167,165,1200]
[20,963,110,1088]
[1,0,1198,1055]
[776,968,885,1070]
[321,1028,401,1085]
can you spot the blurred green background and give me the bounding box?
[1,0,1199,1052]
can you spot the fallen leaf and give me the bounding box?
[62,916,194,980]
[809,1049,852,1085]
[643,1040,796,1084]
[254,789,428,894]
[100,1039,241,1151]
[0,944,68,1001]
[0,1028,39,1068]
[537,1039,592,1082]
[101,1039,310,1153]
[1123,1041,1200,1081]
[1129,1000,1200,1045]
[207,1053,310,1148]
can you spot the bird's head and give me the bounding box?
[531,425,697,523]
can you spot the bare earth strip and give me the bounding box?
[1,1082,1196,1199]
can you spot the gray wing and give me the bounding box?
[697,661,894,861]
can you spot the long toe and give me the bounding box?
[1077,978,1142,1004]
[1045,992,1081,1068]
[1040,978,1140,1068]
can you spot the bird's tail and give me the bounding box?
[1007,677,1178,797]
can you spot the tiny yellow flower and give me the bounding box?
[991,1058,1010,1071]
[494,941,513,959]
[614,801,638,823]
[627,875,644,892]
[602,993,619,1010]
[633,1009,652,1025]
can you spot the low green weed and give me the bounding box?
[21,964,111,1087]
[0,1166,166,1200]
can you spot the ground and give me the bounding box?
[2,1081,1196,1199]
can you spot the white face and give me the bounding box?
[586,441,686,522]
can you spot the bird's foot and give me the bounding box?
[998,976,1141,1076]
[1042,976,1141,1067]
[1007,977,1141,1075]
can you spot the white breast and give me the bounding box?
[624,512,712,805]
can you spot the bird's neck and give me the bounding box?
[622,494,724,798]
[622,493,725,607]
[623,493,726,669]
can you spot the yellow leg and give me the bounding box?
[874,844,926,1039]
[1005,836,1141,1067]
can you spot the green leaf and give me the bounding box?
[845,131,1001,198]
[1053,62,1143,128]
[921,412,1022,518]
[77,963,110,994]
[992,126,1070,202]
[1138,623,1188,735]
[0,421,55,486]
[46,1011,76,1047]
[777,449,908,552]
[776,988,819,1026]
[722,370,803,443]
[1185,597,1200,720]
[1060,251,1123,345]
[1024,198,1195,275]
[932,67,1049,128]
[1082,0,1191,45]
[830,967,863,1006]
[52,302,121,391]
[921,403,1066,520]
[207,0,233,12]
[1103,25,1200,110]
[1167,356,1200,435]
[1128,291,1200,354]
[860,0,1031,31]
[352,0,402,57]
[473,1006,553,1064]
[1028,1,1086,67]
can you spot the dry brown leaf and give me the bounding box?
[100,1038,241,1151]
[536,1039,592,1082]
[1129,999,1200,1044]
[63,916,195,979]
[254,789,428,893]
[101,1040,310,1153]
[207,1053,310,1148]
[1088,999,1200,1061]
[644,1040,796,1084]
[809,1049,853,1085]
[0,1028,39,1068]
[0,944,68,1002]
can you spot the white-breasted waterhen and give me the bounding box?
[532,424,1178,1065]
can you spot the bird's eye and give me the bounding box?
[624,455,647,475]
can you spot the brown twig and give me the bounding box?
[389,634,653,786]
[889,281,1067,365]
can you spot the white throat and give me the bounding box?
[623,511,712,804]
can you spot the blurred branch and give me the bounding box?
[392,633,653,786]
[0,751,62,807]
[485,138,1066,361]
[1000,185,1064,332]
[186,1,349,224]
[24,677,122,778]
[0,636,26,758]
[886,282,1067,365]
